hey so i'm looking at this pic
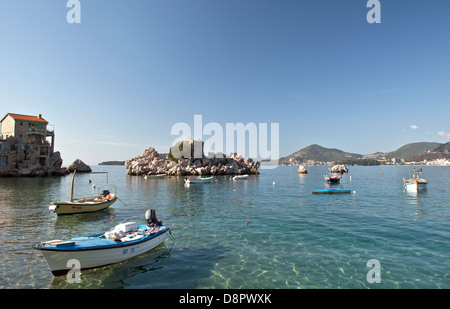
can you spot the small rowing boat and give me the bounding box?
[35,209,170,276]
[144,174,166,179]
[233,174,249,180]
[184,176,214,184]
[312,189,352,194]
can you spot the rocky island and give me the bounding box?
[329,164,349,173]
[125,137,260,176]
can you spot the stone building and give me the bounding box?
[0,113,61,175]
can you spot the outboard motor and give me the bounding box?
[101,190,110,197]
[145,209,163,227]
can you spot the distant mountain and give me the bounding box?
[279,144,362,164]
[384,142,442,160]
[405,142,450,162]
[280,142,443,165]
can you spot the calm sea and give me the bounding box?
[1,165,449,289]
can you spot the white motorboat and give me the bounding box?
[232,174,249,180]
[35,209,170,276]
[184,176,213,184]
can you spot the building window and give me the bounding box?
[19,134,22,138]
[20,122,23,125]
[0,156,7,166]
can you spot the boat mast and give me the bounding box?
[70,170,76,202]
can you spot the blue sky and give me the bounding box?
[1,0,450,165]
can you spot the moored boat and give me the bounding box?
[144,174,166,179]
[312,189,352,194]
[403,168,427,191]
[184,176,214,184]
[324,174,341,183]
[233,174,249,180]
[48,170,117,215]
[35,209,170,276]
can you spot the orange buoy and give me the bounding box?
[245,222,249,225]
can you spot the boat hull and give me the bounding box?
[49,197,117,215]
[184,177,213,184]
[312,189,352,194]
[404,181,427,191]
[144,174,166,179]
[233,175,249,180]
[36,228,169,276]
[325,178,341,183]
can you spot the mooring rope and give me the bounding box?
[17,246,36,289]
[117,197,128,206]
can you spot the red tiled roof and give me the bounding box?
[1,113,48,123]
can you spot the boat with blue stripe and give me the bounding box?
[35,210,171,276]
[184,176,214,184]
[312,189,353,194]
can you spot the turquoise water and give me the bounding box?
[1,165,449,289]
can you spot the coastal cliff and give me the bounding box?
[125,138,260,176]
[0,151,68,177]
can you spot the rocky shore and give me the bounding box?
[125,142,260,176]
[0,154,92,177]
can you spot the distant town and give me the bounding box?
[281,157,450,167]
[279,143,450,167]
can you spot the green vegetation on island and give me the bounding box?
[98,161,125,166]
[335,158,380,166]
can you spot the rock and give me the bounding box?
[329,164,348,174]
[67,159,92,173]
[297,165,308,174]
[53,167,70,176]
[125,138,260,176]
